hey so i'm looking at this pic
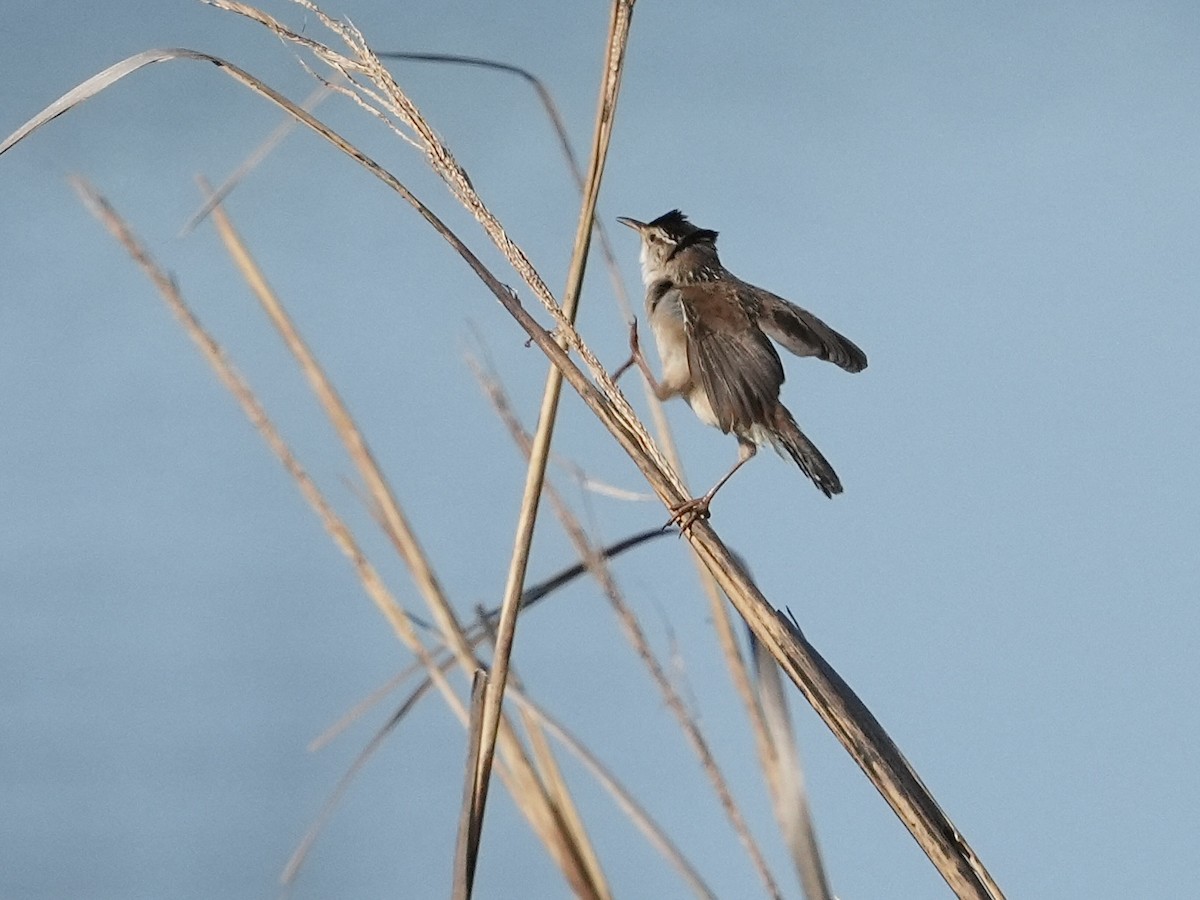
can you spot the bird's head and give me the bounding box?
[617,210,720,284]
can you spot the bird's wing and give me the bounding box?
[676,282,785,433]
[742,284,868,373]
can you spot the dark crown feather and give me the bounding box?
[647,209,691,232]
[647,209,719,245]
[647,209,692,237]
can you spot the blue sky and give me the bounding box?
[3,2,1199,897]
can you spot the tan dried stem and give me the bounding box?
[453,671,489,900]
[469,0,637,867]
[750,635,832,900]
[201,178,476,683]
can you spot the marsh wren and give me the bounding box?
[615,210,866,524]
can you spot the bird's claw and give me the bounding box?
[666,497,712,534]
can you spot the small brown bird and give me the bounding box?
[615,209,866,524]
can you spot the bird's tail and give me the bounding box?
[770,407,843,498]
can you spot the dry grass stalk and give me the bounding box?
[202,181,477,680]
[517,700,609,899]
[469,606,608,899]
[750,633,832,900]
[453,670,489,900]
[469,0,636,878]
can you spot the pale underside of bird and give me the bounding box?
[615,209,866,526]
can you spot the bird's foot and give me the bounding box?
[666,496,712,534]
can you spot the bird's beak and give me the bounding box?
[616,216,646,232]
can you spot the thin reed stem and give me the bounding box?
[468,0,636,874]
